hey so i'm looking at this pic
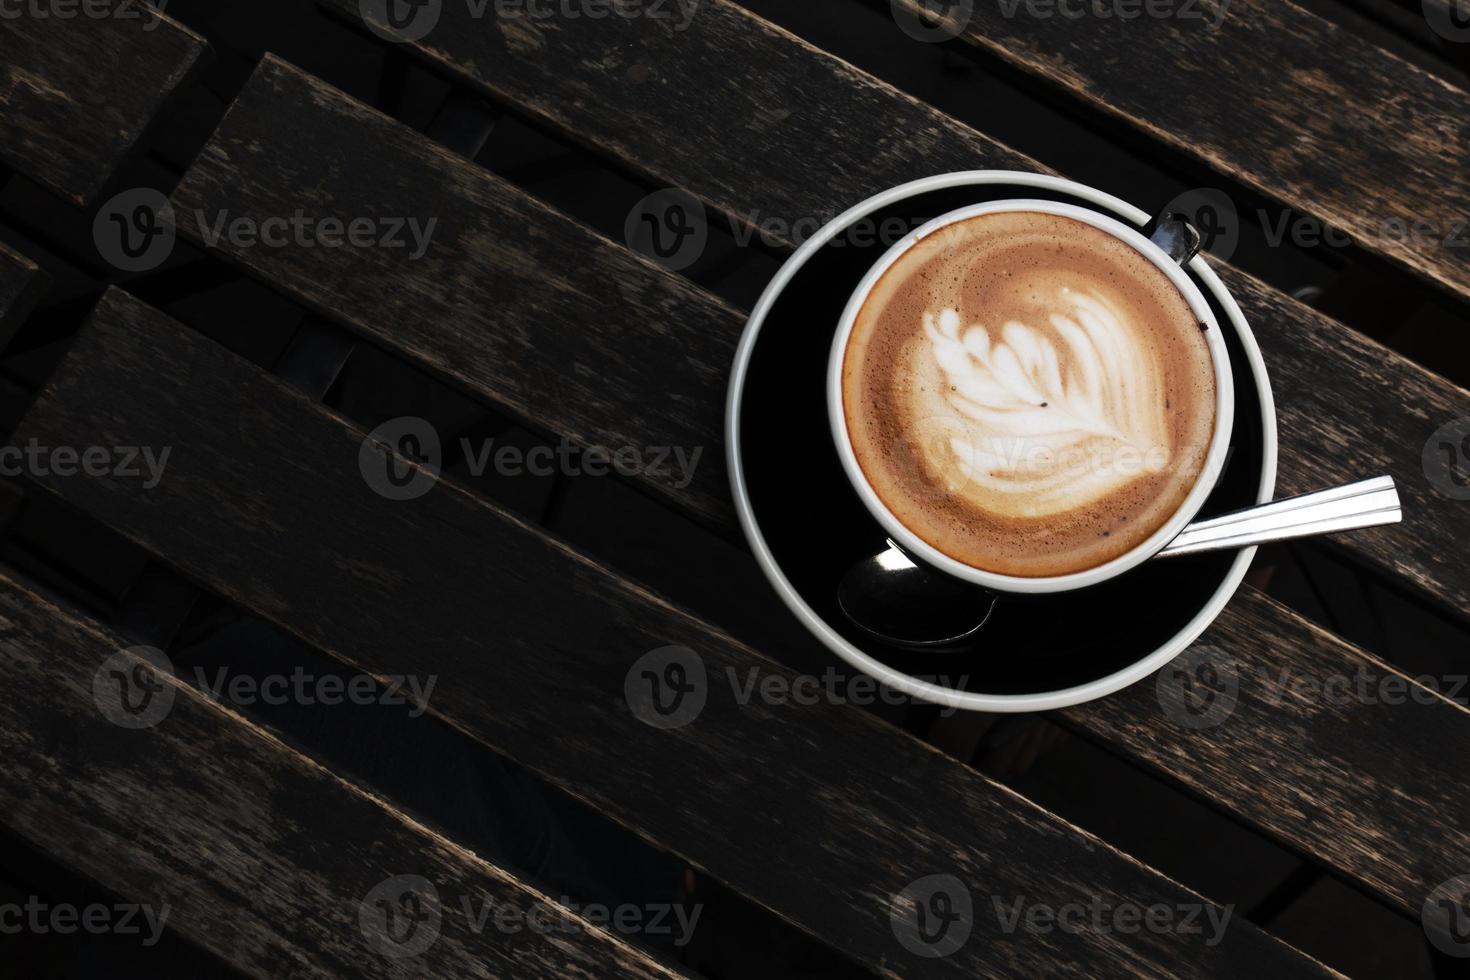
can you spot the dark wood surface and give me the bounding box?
[317,0,1033,214]
[162,57,1470,918]
[1065,585,1470,917]
[1217,268,1470,608]
[0,1,1461,973]
[177,55,1470,617]
[0,242,46,347]
[313,0,1470,615]
[171,57,736,532]
[0,568,681,979]
[887,0,1470,302]
[13,287,1333,978]
[0,2,208,204]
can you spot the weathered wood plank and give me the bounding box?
[171,56,737,533]
[0,567,682,979]
[886,0,1470,303]
[174,54,1470,618]
[0,2,208,204]
[1217,267,1470,608]
[1070,585,1470,916]
[327,0,1470,300]
[0,241,47,346]
[317,0,1034,217]
[13,287,1330,978]
[168,59,1470,917]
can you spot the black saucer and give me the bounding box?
[730,176,1275,705]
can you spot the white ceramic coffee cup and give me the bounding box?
[827,199,1236,595]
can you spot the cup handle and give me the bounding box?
[1143,210,1203,266]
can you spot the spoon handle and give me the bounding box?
[1158,476,1401,558]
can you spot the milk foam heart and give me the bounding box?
[841,211,1217,578]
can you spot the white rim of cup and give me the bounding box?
[826,199,1236,594]
[725,171,1278,712]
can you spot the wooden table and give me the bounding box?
[1,0,1468,976]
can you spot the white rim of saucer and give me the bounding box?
[725,171,1279,712]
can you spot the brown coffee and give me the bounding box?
[841,210,1217,577]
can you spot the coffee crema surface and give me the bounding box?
[841,211,1217,577]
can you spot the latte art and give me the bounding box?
[842,210,1217,578]
[916,288,1171,518]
